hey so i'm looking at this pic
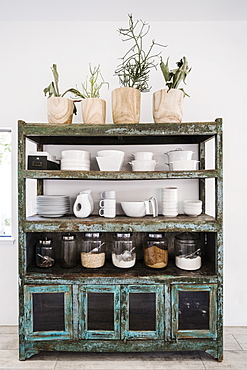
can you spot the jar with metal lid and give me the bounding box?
[144,233,168,268]
[112,233,136,268]
[35,237,55,268]
[61,234,77,268]
[81,233,105,268]
[174,232,201,271]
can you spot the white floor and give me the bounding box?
[0,326,247,369]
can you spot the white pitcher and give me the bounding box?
[73,190,94,218]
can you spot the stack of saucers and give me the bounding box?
[36,195,70,217]
[61,150,90,171]
[162,187,178,217]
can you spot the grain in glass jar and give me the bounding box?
[144,233,168,268]
[112,233,136,268]
[81,233,105,268]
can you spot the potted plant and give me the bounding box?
[153,56,191,123]
[65,64,109,124]
[113,14,165,124]
[44,64,76,124]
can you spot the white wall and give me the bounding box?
[0,17,246,325]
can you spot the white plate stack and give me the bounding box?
[61,150,90,171]
[162,187,178,217]
[36,195,70,217]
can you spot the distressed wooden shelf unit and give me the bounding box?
[18,119,223,361]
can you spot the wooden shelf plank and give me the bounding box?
[23,169,219,180]
[24,214,219,232]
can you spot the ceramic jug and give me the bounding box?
[73,190,94,218]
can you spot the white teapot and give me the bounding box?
[73,190,94,218]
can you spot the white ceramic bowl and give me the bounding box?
[96,156,124,171]
[120,201,146,217]
[61,159,90,164]
[132,151,154,160]
[61,150,90,160]
[168,160,199,171]
[97,150,125,158]
[129,159,157,171]
[183,200,202,207]
[183,200,202,216]
[164,149,194,162]
[162,210,178,217]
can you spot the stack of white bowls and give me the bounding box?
[61,150,90,171]
[36,195,70,217]
[165,149,199,171]
[183,200,202,217]
[96,150,125,171]
[129,151,157,171]
[162,187,178,217]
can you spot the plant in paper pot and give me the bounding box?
[44,64,76,124]
[65,64,109,124]
[153,56,191,123]
[113,14,165,124]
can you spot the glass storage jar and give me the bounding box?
[81,233,105,268]
[174,232,201,271]
[61,234,77,268]
[144,233,168,268]
[35,237,55,268]
[112,233,136,268]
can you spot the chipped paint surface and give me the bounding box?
[18,119,223,361]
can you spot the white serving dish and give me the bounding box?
[168,160,199,171]
[97,150,125,158]
[129,159,157,171]
[121,201,146,217]
[164,149,194,162]
[96,156,124,171]
[132,151,154,160]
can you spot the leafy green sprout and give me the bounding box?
[159,56,191,97]
[115,14,166,92]
[43,64,77,114]
[64,64,109,99]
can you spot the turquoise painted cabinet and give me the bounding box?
[18,120,223,361]
[23,285,73,340]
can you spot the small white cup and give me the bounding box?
[99,207,116,218]
[99,199,116,218]
[101,190,116,199]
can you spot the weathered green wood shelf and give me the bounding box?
[24,214,219,233]
[18,119,223,362]
[22,169,219,180]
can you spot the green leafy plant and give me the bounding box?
[115,14,166,92]
[43,64,77,114]
[64,64,109,99]
[159,56,191,97]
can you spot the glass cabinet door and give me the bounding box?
[24,285,73,340]
[121,285,164,340]
[79,285,120,340]
[171,284,217,339]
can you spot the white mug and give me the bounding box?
[101,190,116,199]
[99,199,116,218]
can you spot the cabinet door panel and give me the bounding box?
[122,285,164,340]
[171,284,217,339]
[79,285,120,340]
[24,285,73,340]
